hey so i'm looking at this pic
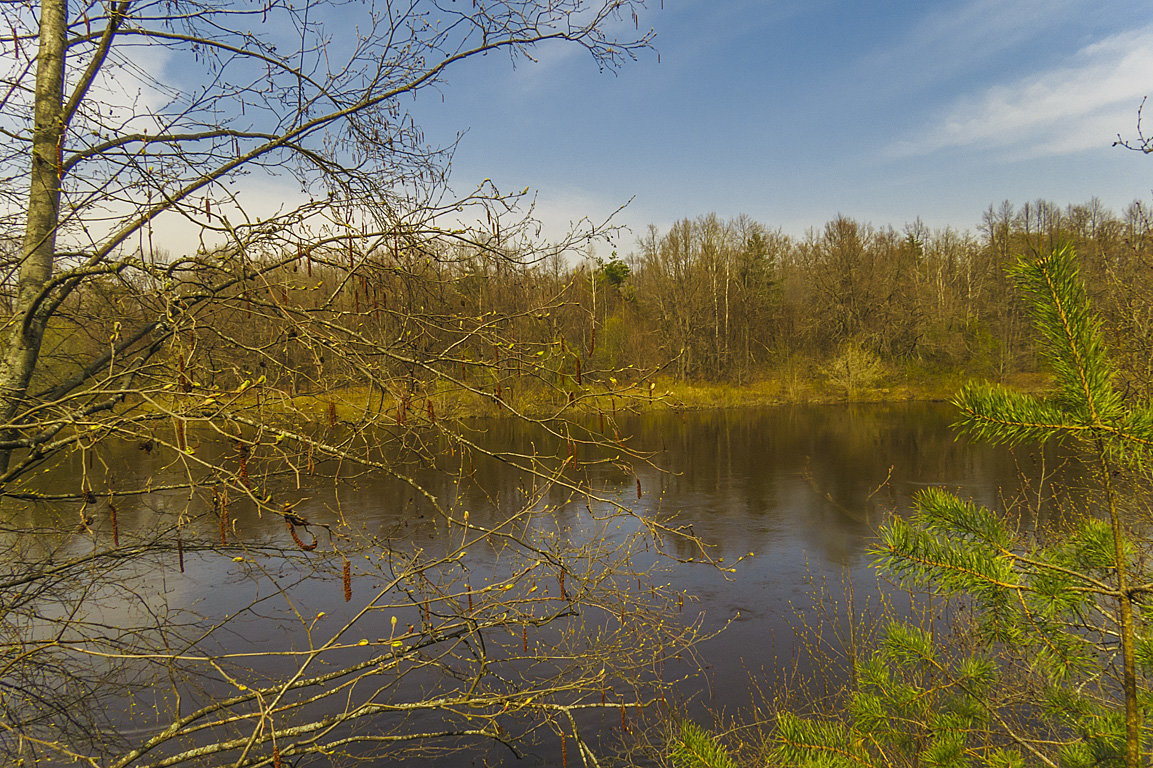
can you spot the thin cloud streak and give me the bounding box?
[891,27,1153,158]
[862,0,1084,92]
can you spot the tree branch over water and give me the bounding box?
[0,2,717,766]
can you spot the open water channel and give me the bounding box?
[7,402,1086,766]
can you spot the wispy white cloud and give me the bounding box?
[525,184,638,246]
[500,41,587,95]
[891,26,1153,158]
[889,0,1082,77]
[149,175,312,256]
[85,42,175,134]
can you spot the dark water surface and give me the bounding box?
[9,402,1083,765]
[618,403,1077,713]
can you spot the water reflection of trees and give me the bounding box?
[619,404,1089,569]
[1,403,1109,767]
[1,422,698,767]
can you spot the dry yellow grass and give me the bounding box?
[129,366,1055,428]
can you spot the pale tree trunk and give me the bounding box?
[711,262,718,370]
[723,260,730,372]
[0,0,66,475]
[590,264,596,353]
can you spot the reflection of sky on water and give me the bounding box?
[603,403,1085,723]
[1,402,1091,765]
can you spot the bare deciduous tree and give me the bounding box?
[0,2,716,766]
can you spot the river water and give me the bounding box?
[614,403,1077,715]
[6,402,1083,766]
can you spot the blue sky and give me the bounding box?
[412,0,1153,246]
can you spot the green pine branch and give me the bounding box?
[670,721,740,768]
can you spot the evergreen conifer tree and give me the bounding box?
[669,721,740,768]
[760,246,1153,767]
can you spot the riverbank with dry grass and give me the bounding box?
[265,367,1053,428]
[649,369,1051,410]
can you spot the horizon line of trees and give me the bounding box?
[547,196,1153,396]
[593,197,1153,391]
[25,196,1153,415]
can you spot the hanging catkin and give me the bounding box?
[287,519,317,551]
[109,502,119,547]
[237,442,249,487]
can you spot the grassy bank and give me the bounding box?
[253,366,1053,428]
[630,369,1050,412]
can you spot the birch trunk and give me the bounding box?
[0,0,66,475]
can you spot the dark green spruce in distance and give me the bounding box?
[670,246,1153,768]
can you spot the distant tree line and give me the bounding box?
[588,198,1153,396]
[22,197,1153,415]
